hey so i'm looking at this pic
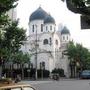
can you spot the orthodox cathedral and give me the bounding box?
[21,7,71,77]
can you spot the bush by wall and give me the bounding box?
[52,68,65,77]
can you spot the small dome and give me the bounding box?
[29,7,48,21]
[61,27,70,35]
[44,14,55,24]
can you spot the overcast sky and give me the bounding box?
[17,0,90,49]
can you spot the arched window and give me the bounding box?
[41,24,43,32]
[55,40,58,45]
[40,62,45,69]
[32,25,34,32]
[49,37,52,45]
[67,36,68,40]
[63,36,65,40]
[43,39,48,45]
[42,62,45,69]
[46,26,48,31]
[50,26,52,30]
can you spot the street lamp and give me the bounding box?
[41,62,45,79]
[35,25,38,80]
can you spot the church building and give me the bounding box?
[21,7,71,77]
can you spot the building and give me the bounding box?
[7,8,17,21]
[21,7,71,77]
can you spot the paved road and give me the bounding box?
[20,79,90,90]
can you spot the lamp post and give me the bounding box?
[35,25,38,80]
[41,62,44,79]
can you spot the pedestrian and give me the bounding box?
[15,74,21,83]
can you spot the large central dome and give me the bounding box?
[29,7,48,21]
[44,14,55,24]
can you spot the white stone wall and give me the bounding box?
[44,23,56,32]
[61,34,71,43]
[29,20,44,35]
[30,52,54,72]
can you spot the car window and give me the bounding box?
[11,88,21,90]
[0,88,22,90]
[23,86,34,90]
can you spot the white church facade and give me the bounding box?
[21,7,71,77]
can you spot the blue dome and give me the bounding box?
[61,27,70,35]
[44,14,55,24]
[29,7,48,21]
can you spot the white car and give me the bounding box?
[0,79,35,90]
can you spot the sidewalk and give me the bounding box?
[20,77,81,82]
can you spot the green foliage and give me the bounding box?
[64,0,90,15]
[0,0,18,27]
[13,52,30,64]
[0,14,10,27]
[2,20,26,53]
[84,52,90,69]
[66,41,90,70]
[52,68,65,77]
[0,0,18,14]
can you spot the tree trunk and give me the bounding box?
[21,64,24,80]
[70,66,73,78]
[0,66,2,79]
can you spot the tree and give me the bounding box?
[65,41,90,77]
[65,41,77,77]
[13,52,31,79]
[0,0,19,78]
[61,0,90,29]
[62,0,90,15]
[0,20,26,60]
[0,0,18,27]
[3,21,26,53]
[0,20,26,78]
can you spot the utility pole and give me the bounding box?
[35,25,38,80]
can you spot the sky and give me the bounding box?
[17,0,90,49]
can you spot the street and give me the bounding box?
[20,79,90,90]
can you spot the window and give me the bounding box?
[32,25,34,32]
[41,24,43,32]
[56,40,58,45]
[43,39,48,45]
[42,62,45,69]
[63,36,65,40]
[67,36,68,40]
[46,26,48,31]
[40,62,45,69]
[23,87,34,90]
[11,88,21,90]
[50,26,52,30]
[50,37,52,45]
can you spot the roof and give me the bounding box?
[29,7,55,24]
[29,7,48,21]
[0,83,33,89]
[44,14,55,24]
[61,27,70,35]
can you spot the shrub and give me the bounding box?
[52,68,65,77]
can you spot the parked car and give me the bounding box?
[0,84,35,90]
[80,70,90,79]
[0,79,35,90]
